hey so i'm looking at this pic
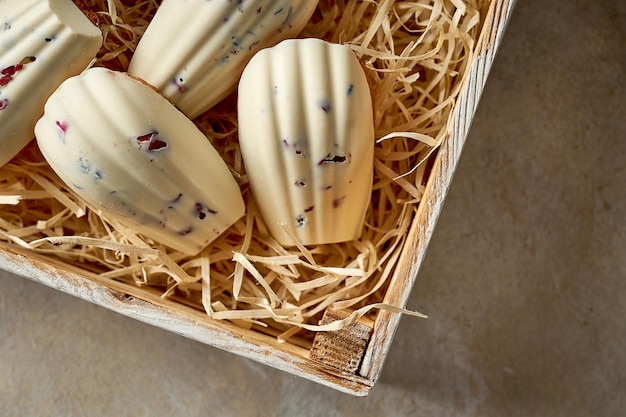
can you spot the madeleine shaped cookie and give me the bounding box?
[35,68,245,255]
[238,38,374,246]
[0,0,102,167]
[127,0,318,119]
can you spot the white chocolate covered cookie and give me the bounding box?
[35,68,245,255]
[128,0,318,119]
[238,38,374,246]
[0,0,102,167]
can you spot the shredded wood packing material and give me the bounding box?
[0,0,486,344]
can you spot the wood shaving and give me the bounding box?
[0,0,488,344]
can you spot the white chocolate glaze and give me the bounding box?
[0,0,102,167]
[35,68,245,256]
[128,0,318,119]
[238,38,374,246]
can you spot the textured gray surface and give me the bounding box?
[1,0,625,415]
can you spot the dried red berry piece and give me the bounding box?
[136,132,155,142]
[0,56,36,87]
[136,130,168,152]
[148,138,167,151]
[56,121,68,132]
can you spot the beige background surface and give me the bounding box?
[1,0,625,415]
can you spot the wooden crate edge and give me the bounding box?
[0,243,374,396]
[358,0,517,382]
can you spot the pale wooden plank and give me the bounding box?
[0,243,374,395]
[359,0,517,382]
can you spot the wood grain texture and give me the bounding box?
[310,309,374,373]
[0,0,515,396]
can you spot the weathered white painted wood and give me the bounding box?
[0,0,514,396]
[0,243,373,395]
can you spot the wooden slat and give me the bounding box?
[0,243,374,396]
[359,0,517,382]
[310,309,374,373]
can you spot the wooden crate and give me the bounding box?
[0,0,515,396]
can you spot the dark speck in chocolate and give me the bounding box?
[295,214,307,228]
[333,196,346,208]
[283,139,308,158]
[318,154,348,166]
[319,99,331,113]
[195,202,217,220]
[178,226,193,236]
[172,76,186,92]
